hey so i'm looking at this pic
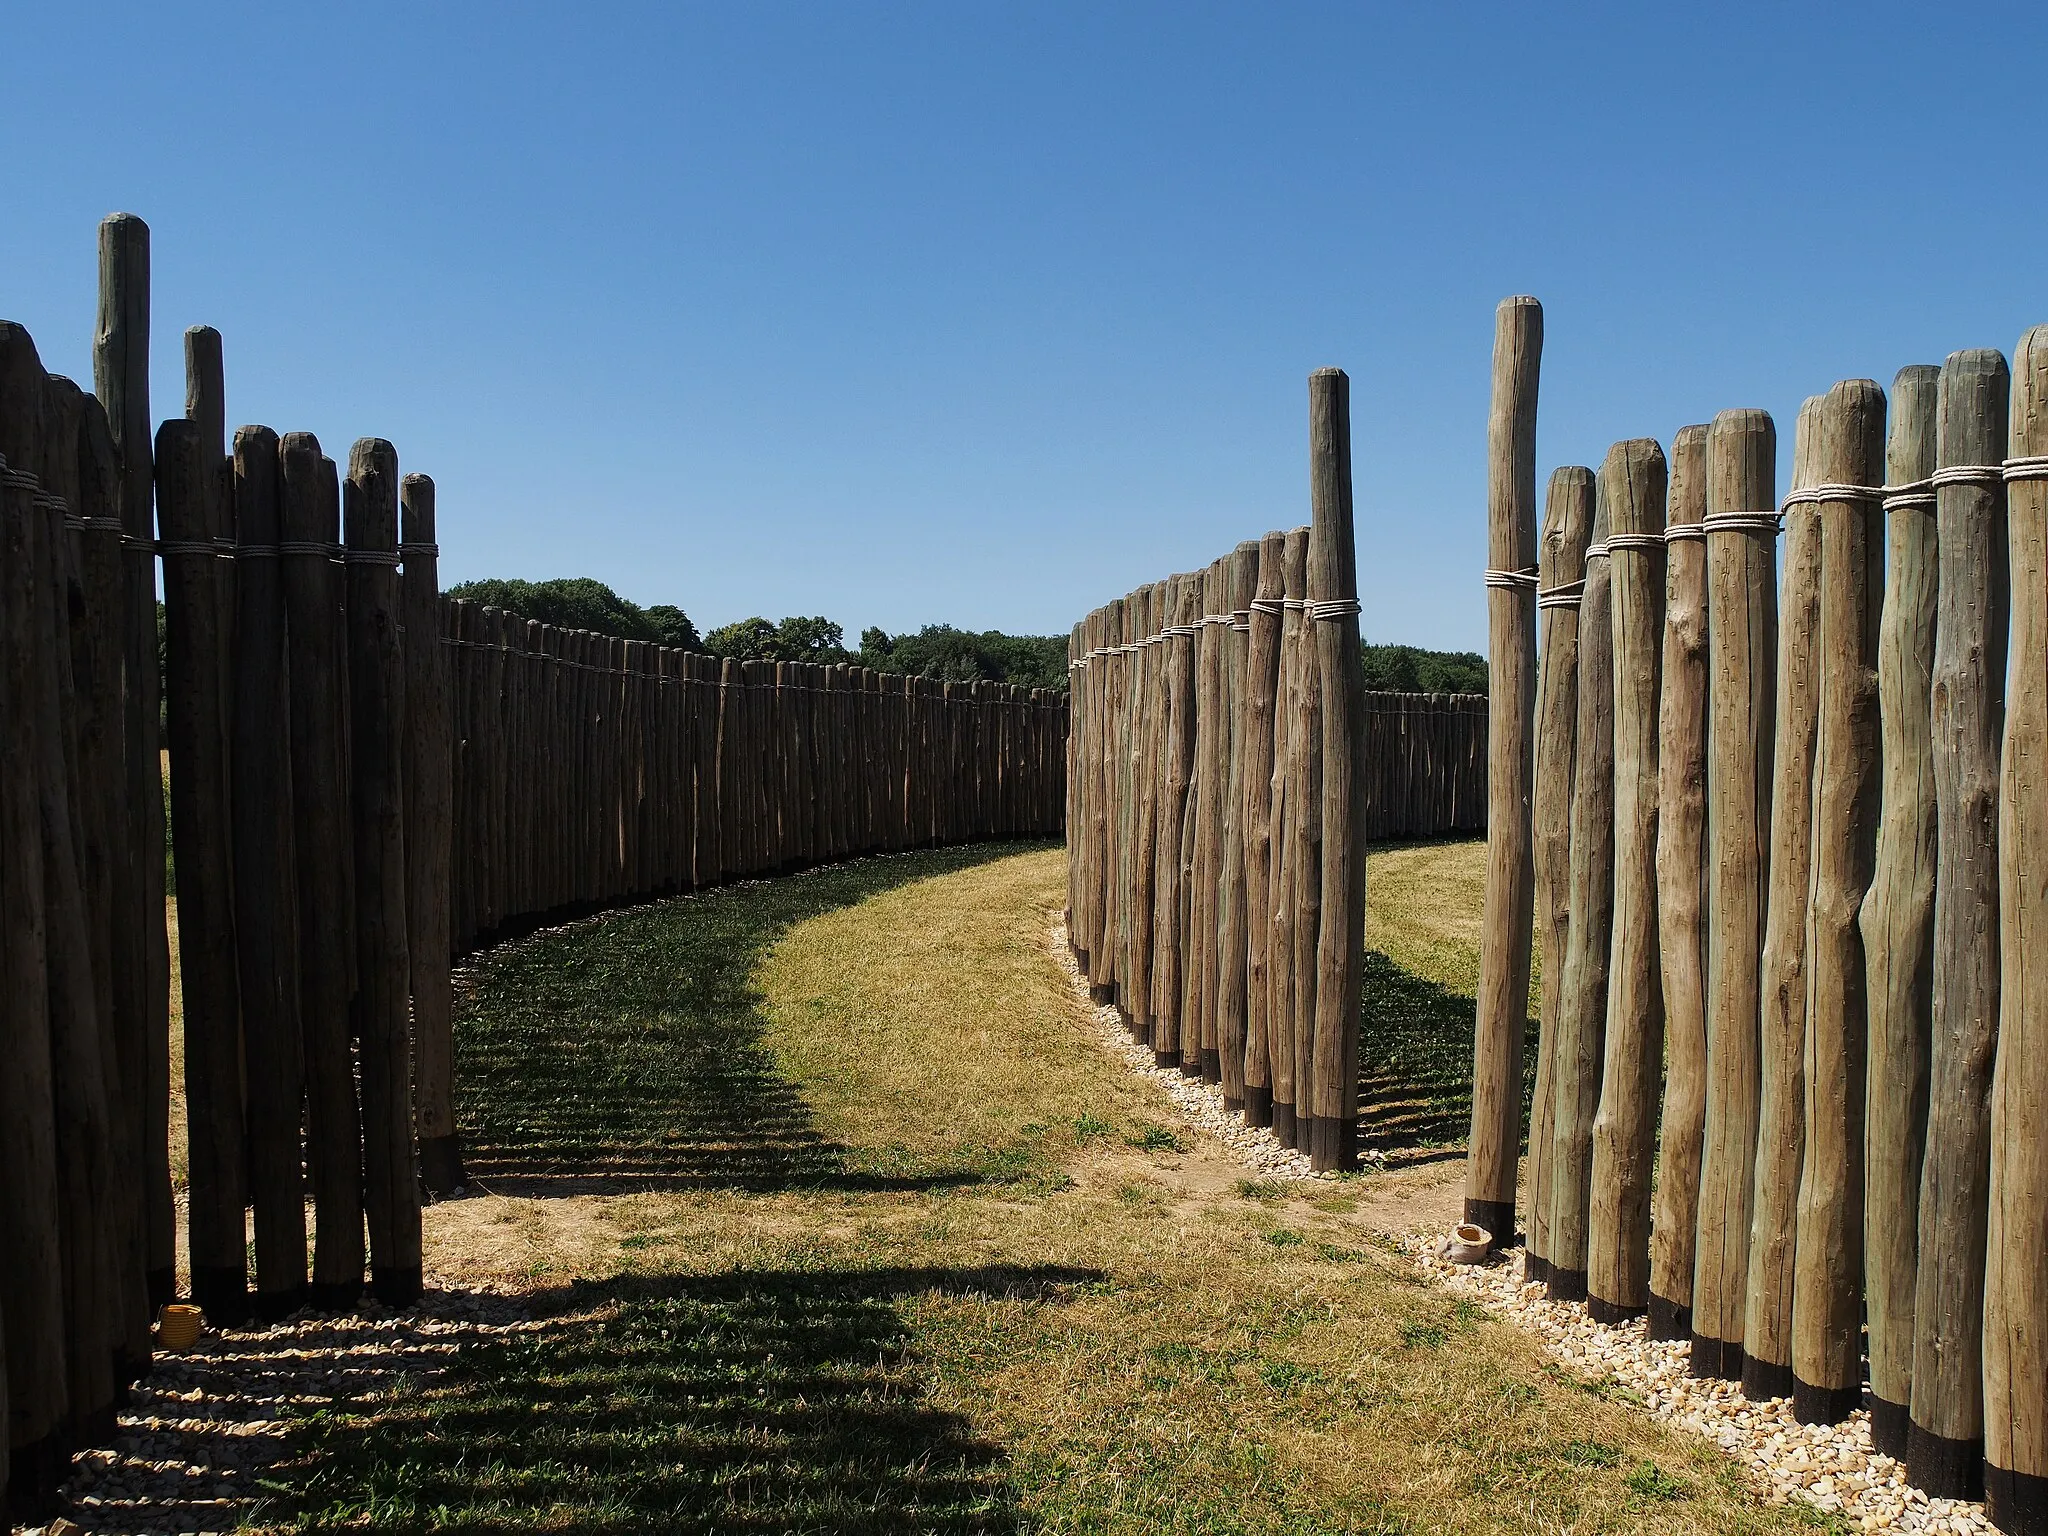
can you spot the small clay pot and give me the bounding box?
[157,1303,204,1351]
[1445,1223,1493,1265]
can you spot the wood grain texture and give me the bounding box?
[1241,536,1284,1125]
[1648,424,1710,1339]
[1546,475,1613,1301]
[1469,295,1541,1242]
[1588,437,1667,1320]
[1693,407,1776,1381]
[1745,398,1824,1402]
[1525,467,1593,1281]
[1988,324,2048,1531]
[1910,348,2010,1499]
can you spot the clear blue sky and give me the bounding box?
[5,2,2043,652]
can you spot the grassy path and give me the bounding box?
[266,842,1816,1535]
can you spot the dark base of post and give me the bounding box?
[115,1345,152,1385]
[192,1264,249,1325]
[147,1265,177,1309]
[1690,1334,1744,1382]
[77,1400,119,1443]
[1908,1423,1984,1501]
[1153,1049,1178,1070]
[1987,1462,2048,1535]
[1199,1049,1220,1084]
[1243,1084,1273,1128]
[308,1279,365,1312]
[1117,1007,1140,1039]
[420,1134,468,1196]
[372,1264,424,1307]
[1523,1251,1551,1286]
[251,1284,310,1323]
[1462,1197,1515,1252]
[7,1433,64,1522]
[1546,1267,1587,1303]
[1089,983,1114,1005]
[1306,1115,1357,1172]
[1869,1395,1911,1460]
[1271,1101,1296,1148]
[1742,1355,1794,1402]
[1222,1095,1243,1116]
[1646,1293,1691,1341]
[1792,1376,1859,1426]
[1587,1295,1645,1325]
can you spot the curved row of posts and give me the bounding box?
[0,214,1068,1521]
[1065,369,1370,1171]
[1467,294,2048,1533]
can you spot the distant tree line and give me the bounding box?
[439,577,1488,697]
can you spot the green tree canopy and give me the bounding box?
[1359,641,1486,696]
[444,577,700,650]
[858,625,1068,690]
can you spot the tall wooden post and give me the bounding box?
[1546,478,1614,1301]
[1308,368,1365,1172]
[1218,544,1259,1110]
[1988,325,2048,1534]
[157,416,248,1321]
[345,439,421,1306]
[1526,466,1594,1286]
[230,426,307,1316]
[94,212,174,1308]
[280,435,364,1307]
[1241,533,1285,1128]
[1911,348,2010,1500]
[1861,365,1939,1455]
[1693,407,1777,1381]
[1791,377,1885,1424]
[401,475,461,1195]
[1588,437,1668,1321]
[1745,398,1825,1401]
[1280,527,1321,1145]
[1153,573,1198,1067]
[1649,425,1711,1339]
[1467,295,1541,1245]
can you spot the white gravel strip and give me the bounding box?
[1402,1237,1997,1535]
[1051,922,1364,1181]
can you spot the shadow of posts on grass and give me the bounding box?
[454,842,1054,1197]
[1357,949,1539,1154]
[281,1264,1104,1535]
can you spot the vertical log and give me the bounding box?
[400,476,460,1194]
[1910,348,2010,1499]
[345,439,421,1307]
[230,426,307,1315]
[1649,424,1711,1339]
[1791,377,1886,1424]
[1546,480,1614,1302]
[1308,370,1365,1172]
[157,416,248,1320]
[1287,527,1325,1131]
[281,436,363,1306]
[1988,325,2048,1531]
[1127,584,1163,1041]
[1241,534,1285,1127]
[1588,437,1667,1320]
[1525,467,1595,1285]
[1693,407,1777,1380]
[1153,575,1198,1067]
[1189,564,1224,1079]
[0,422,68,1494]
[1745,398,1825,1401]
[94,213,174,1308]
[1468,295,1542,1244]
[1218,542,1259,1110]
[1267,533,1311,1143]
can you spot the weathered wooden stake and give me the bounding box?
[1588,437,1667,1321]
[1241,533,1285,1128]
[1910,347,2010,1500]
[1468,295,1541,1246]
[1648,424,1711,1340]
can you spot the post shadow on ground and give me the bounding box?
[1358,949,1538,1154]
[277,1263,1105,1536]
[453,842,1057,1197]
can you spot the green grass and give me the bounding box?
[265,844,1816,1536]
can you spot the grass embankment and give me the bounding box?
[275,842,1813,1536]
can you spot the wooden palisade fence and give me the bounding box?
[1066,368,1370,1171]
[0,214,1067,1520]
[1472,293,2048,1532]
